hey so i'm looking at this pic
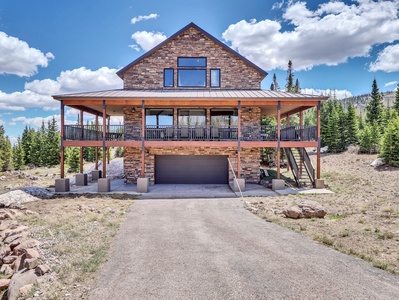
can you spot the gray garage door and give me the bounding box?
[155,155,228,184]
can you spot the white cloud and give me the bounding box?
[0,67,122,112]
[0,31,54,77]
[222,0,399,71]
[302,88,353,100]
[384,81,397,87]
[131,31,167,51]
[370,44,399,72]
[131,13,159,24]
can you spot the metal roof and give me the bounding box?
[53,89,328,101]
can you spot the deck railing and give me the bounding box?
[64,124,317,142]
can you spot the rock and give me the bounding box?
[0,210,13,220]
[283,201,327,219]
[7,269,38,300]
[19,283,34,297]
[35,264,50,276]
[283,206,303,219]
[13,239,41,254]
[298,200,327,218]
[371,158,384,168]
[0,245,11,258]
[24,248,40,259]
[24,258,39,270]
[3,225,29,239]
[0,263,14,276]
[2,255,18,264]
[0,278,10,290]
[13,254,26,272]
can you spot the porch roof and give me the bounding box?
[53,89,326,101]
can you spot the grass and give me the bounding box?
[16,196,134,299]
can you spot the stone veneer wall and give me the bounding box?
[122,106,262,185]
[124,146,261,185]
[122,27,264,90]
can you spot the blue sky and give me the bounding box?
[1,0,399,142]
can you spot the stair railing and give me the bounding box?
[284,148,300,186]
[297,148,315,185]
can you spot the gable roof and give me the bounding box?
[116,22,268,79]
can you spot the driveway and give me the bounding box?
[89,198,399,299]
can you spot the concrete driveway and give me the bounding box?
[89,198,399,299]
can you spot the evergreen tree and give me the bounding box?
[346,103,359,145]
[366,78,384,127]
[67,147,80,173]
[44,117,60,167]
[12,137,25,170]
[325,109,341,152]
[359,126,373,154]
[369,121,381,154]
[285,60,295,93]
[271,73,280,91]
[393,83,399,114]
[0,126,13,171]
[358,112,365,131]
[115,147,124,158]
[380,116,399,167]
[294,78,301,93]
[21,126,35,166]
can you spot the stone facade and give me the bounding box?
[120,26,264,90]
[124,146,261,185]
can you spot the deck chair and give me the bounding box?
[195,127,204,140]
[165,126,174,140]
[211,127,219,140]
[181,126,189,139]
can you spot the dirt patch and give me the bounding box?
[245,152,399,274]
[11,195,135,299]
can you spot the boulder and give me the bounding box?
[298,200,327,218]
[35,264,50,276]
[24,258,39,270]
[0,278,10,291]
[7,269,38,300]
[371,158,384,168]
[283,200,327,219]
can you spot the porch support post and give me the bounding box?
[299,111,303,175]
[141,100,145,178]
[95,115,99,170]
[286,114,290,172]
[237,100,241,179]
[60,101,65,178]
[277,101,281,179]
[107,116,111,164]
[102,100,107,178]
[317,101,321,179]
[79,110,84,174]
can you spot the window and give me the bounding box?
[210,69,220,88]
[178,57,206,67]
[178,109,206,126]
[211,109,238,127]
[177,57,207,87]
[146,109,173,126]
[163,69,174,87]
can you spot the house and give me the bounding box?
[53,22,328,192]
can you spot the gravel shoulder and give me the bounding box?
[88,198,399,300]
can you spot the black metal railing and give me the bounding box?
[64,124,317,142]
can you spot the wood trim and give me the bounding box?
[79,110,84,173]
[95,116,99,170]
[317,101,321,179]
[277,101,281,179]
[102,101,107,178]
[145,141,239,148]
[141,100,145,178]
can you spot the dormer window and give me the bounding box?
[177,57,207,87]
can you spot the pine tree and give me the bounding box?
[0,126,12,171]
[366,78,384,127]
[359,126,372,154]
[285,60,294,93]
[13,137,25,170]
[67,147,80,173]
[21,126,35,166]
[44,117,60,167]
[325,109,341,152]
[380,116,399,167]
[370,121,381,154]
[346,103,359,145]
[294,78,301,93]
[393,83,399,114]
[271,73,280,91]
[358,112,365,131]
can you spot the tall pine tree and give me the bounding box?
[393,83,399,114]
[346,103,359,146]
[44,117,60,167]
[366,78,384,127]
[380,115,399,167]
[285,60,295,93]
[13,137,25,170]
[0,126,13,171]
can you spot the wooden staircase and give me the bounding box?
[284,148,315,187]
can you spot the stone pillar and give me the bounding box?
[55,178,70,192]
[98,178,111,192]
[75,173,88,186]
[272,179,285,191]
[137,177,149,193]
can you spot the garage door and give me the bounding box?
[155,155,228,184]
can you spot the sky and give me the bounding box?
[1,0,399,143]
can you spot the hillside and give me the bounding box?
[339,91,396,115]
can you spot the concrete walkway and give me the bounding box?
[88,198,399,300]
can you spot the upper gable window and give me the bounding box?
[178,57,206,67]
[177,57,207,88]
[164,69,174,87]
